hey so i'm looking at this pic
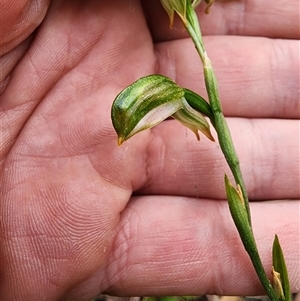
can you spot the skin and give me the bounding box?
[0,0,299,299]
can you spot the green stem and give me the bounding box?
[185,4,251,225]
[183,4,280,300]
[185,5,205,64]
[203,54,251,224]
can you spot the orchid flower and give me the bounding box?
[111,75,214,145]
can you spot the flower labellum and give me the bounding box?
[173,98,214,141]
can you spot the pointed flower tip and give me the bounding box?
[160,0,188,28]
[169,19,174,29]
[204,0,215,14]
[208,134,215,142]
[117,136,124,146]
[194,129,215,142]
[204,129,215,142]
[167,10,175,28]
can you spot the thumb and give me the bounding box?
[0,0,50,55]
[0,0,50,165]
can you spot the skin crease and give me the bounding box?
[0,0,299,300]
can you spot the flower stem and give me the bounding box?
[202,53,251,224]
[183,3,281,300]
[185,4,251,225]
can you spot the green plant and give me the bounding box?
[110,1,291,300]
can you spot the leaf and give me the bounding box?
[224,175,279,301]
[272,235,291,301]
[225,175,250,236]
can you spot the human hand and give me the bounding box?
[1,0,299,300]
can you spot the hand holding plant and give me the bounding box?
[111,1,296,299]
[0,0,299,299]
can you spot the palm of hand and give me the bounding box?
[1,0,299,300]
[1,1,158,298]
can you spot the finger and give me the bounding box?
[104,196,300,296]
[16,61,298,203]
[1,0,109,160]
[14,84,299,202]
[155,36,299,119]
[134,117,300,201]
[0,0,155,161]
[0,0,50,55]
[142,0,300,41]
[0,38,32,93]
